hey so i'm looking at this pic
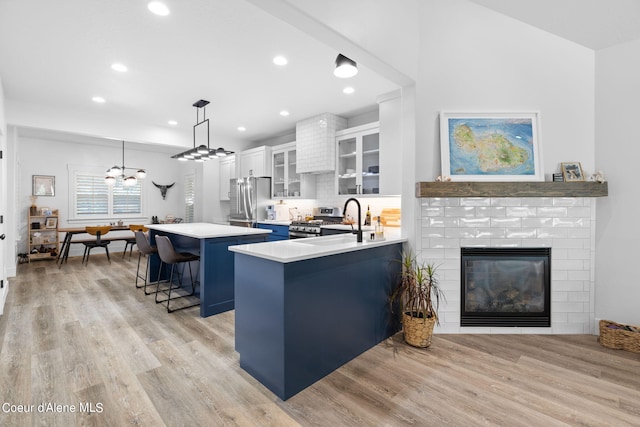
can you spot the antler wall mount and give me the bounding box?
[152,182,175,200]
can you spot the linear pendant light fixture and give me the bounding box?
[171,99,234,162]
[333,54,358,78]
[105,140,147,186]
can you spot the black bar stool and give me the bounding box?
[154,235,200,313]
[134,230,157,294]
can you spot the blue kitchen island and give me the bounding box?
[229,233,406,400]
[146,223,270,317]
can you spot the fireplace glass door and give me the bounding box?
[461,247,551,327]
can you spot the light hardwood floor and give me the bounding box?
[1,253,639,426]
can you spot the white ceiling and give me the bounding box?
[1,1,639,148]
[468,0,640,50]
[0,0,398,145]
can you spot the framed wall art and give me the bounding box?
[32,175,55,196]
[45,217,58,229]
[560,162,584,182]
[440,112,543,181]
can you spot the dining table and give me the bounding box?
[56,225,133,266]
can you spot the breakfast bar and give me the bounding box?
[229,233,406,400]
[146,223,270,317]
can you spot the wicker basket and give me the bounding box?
[402,312,436,348]
[598,320,640,353]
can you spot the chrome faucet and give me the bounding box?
[343,198,363,242]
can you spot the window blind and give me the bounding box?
[184,174,195,223]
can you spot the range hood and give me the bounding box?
[296,113,347,174]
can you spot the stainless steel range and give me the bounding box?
[288,220,323,239]
[288,207,346,239]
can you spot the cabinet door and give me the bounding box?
[360,130,380,195]
[336,124,380,195]
[337,135,358,195]
[272,150,286,197]
[219,157,236,201]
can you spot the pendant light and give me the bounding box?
[334,54,358,78]
[104,140,147,186]
[171,99,235,161]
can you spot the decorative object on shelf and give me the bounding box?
[435,175,451,182]
[104,140,147,186]
[589,170,606,183]
[32,175,55,196]
[560,162,584,182]
[171,99,234,161]
[389,252,445,348]
[333,54,358,78]
[30,195,38,215]
[553,173,564,182]
[39,207,51,216]
[152,182,175,200]
[45,217,57,229]
[440,111,543,182]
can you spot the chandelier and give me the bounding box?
[104,140,147,186]
[171,99,234,161]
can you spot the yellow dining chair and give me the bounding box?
[83,226,112,265]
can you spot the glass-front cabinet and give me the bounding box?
[272,142,315,199]
[336,122,380,195]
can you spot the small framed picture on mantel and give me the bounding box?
[560,162,584,182]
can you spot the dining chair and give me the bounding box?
[83,226,112,265]
[154,235,200,313]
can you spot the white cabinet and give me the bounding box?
[336,122,381,195]
[378,90,402,195]
[219,155,236,201]
[239,146,271,178]
[272,142,316,199]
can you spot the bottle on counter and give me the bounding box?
[364,205,372,226]
[375,216,384,240]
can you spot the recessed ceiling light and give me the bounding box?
[92,96,106,103]
[343,86,355,94]
[237,126,246,132]
[148,1,170,16]
[273,56,288,66]
[279,110,290,117]
[168,120,178,126]
[111,63,127,72]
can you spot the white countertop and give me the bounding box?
[146,222,271,239]
[229,233,406,263]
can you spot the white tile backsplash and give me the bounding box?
[420,196,597,334]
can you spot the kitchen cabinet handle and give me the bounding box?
[0,234,5,240]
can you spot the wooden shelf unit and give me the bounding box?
[415,181,608,198]
[28,212,59,262]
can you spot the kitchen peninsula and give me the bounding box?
[229,233,406,400]
[146,223,270,317]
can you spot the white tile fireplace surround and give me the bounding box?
[417,196,597,334]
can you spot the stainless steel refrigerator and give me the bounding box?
[229,176,271,227]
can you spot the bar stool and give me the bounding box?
[83,226,111,265]
[134,230,157,294]
[124,224,146,258]
[154,235,200,313]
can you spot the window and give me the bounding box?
[72,170,143,219]
[184,174,195,223]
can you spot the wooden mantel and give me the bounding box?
[415,181,608,198]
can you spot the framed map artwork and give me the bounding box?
[440,112,543,181]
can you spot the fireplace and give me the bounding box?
[460,247,551,327]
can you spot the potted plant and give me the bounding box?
[389,251,445,348]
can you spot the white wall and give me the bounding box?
[417,0,596,182]
[16,134,190,256]
[594,40,640,325]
